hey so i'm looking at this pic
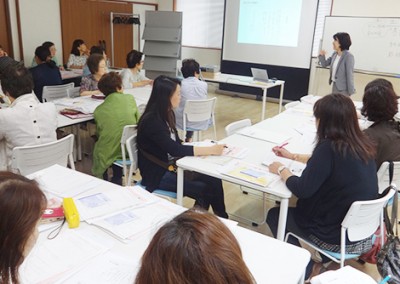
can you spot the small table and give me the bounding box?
[204,73,285,121]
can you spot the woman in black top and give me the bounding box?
[137,76,228,218]
[267,94,378,279]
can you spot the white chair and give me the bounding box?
[225,118,252,136]
[125,134,177,200]
[377,161,400,194]
[182,97,217,141]
[285,186,396,268]
[42,82,74,102]
[11,134,75,176]
[284,100,301,110]
[67,86,80,98]
[113,125,137,186]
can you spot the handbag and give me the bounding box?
[377,162,400,283]
[359,161,393,264]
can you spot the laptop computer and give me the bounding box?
[251,68,270,83]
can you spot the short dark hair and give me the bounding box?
[90,45,105,55]
[314,93,375,162]
[0,171,47,284]
[87,53,105,74]
[126,50,143,68]
[35,45,51,62]
[70,39,85,56]
[362,84,398,123]
[333,32,352,51]
[0,63,33,98]
[42,41,55,50]
[181,59,200,78]
[98,72,122,96]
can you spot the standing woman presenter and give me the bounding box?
[318,32,355,95]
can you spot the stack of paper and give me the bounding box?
[218,160,279,187]
[238,127,291,145]
[185,140,249,159]
[53,96,103,114]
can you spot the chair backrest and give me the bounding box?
[67,86,80,98]
[183,97,216,123]
[11,134,75,176]
[225,118,252,136]
[42,82,74,102]
[342,186,396,242]
[377,161,400,194]
[284,100,300,110]
[125,132,138,186]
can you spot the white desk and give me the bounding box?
[20,165,310,284]
[177,101,317,241]
[204,73,285,121]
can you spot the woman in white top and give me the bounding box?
[174,59,208,142]
[67,39,89,69]
[120,50,152,89]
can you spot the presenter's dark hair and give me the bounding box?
[0,63,33,99]
[87,53,105,74]
[181,58,200,78]
[98,72,122,96]
[314,93,375,162]
[333,32,352,51]
[70,39,85,56]
[0,171,47,284]
[135,208,255,284]
[138,75,180,134]
[362,83,398,123]
[126,49,143,68]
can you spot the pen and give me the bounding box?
[379,275,391,284]
[278,142,288,148]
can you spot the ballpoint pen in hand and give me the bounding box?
[379,275,391,284]
[278,142,289,148]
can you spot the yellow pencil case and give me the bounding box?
[63,197,80,228]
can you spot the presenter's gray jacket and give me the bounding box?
[318,50,355,95]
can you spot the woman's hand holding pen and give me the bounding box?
[272,142,293,159]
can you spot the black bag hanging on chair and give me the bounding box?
[377,162,400,283]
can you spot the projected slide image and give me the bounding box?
[238,0,302,47]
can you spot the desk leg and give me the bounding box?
[71,125,82,161]
[277,197,289,241]
[278,83,285,113]
[177,167,184,206]
[261,88,267,121]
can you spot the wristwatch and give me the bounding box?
[277,165,287,176]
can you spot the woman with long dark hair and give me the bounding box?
[137,75,228,218]
[67,39,89,69]
[135,208,255,284]
[0,171,47,284]
[267,93,378,279]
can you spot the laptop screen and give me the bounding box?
[251,68,269,82]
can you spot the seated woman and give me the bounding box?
[135,208,254,284]
[267,93,378,280]
[31,41,62,69]
[30,45,63,102]
[0,45,8,57]
[174,58,209,142]
[82,45,108,77]
[0,171,47,284]
[361,78,400,168]
[66,39,89,69]
[92,72,139,185]
[79,53,107,96]
[137,75,228,218]
[120,50,152,89]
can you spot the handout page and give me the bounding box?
[238,127,291,145]
[262,152,306,176]
[184,139,249,159]
[28,164,105,198]
[53,96,103,114]
[19,226,111,284]
[218,160,279,187]
[310,265,376,284]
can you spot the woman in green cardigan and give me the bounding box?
[92,72,139,184]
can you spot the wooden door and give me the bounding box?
[0,0,13,58]
[60,0,134,67]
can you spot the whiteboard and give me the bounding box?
[321,16,400,75]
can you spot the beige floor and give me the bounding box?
[75,85,382,282]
